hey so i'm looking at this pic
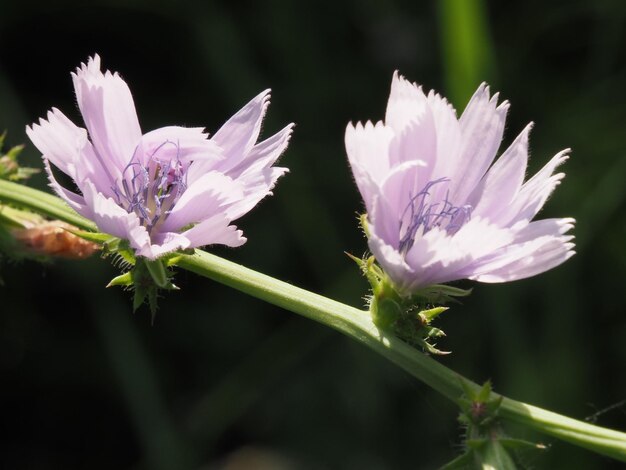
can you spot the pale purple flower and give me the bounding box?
[27,55,292,259]
[346,72,575,294]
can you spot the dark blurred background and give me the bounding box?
[1,0,625,468]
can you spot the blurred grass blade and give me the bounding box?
[93,299,194,469]
[438,0,497,107]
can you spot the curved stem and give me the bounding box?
[175,250,626,462]
[1,178,625,462]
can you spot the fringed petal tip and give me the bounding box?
[391,70,423,92]
[71,54,102,81]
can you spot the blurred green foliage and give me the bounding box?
[0,1,625,469]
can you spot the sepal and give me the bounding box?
[101,240,179,320]
[410,284,473,305]
[107,271,133,287]
[0,132,39,182]
[125,258,178,321]
[367,273,451,354]
[350,246,474,353]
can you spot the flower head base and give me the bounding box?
[27,55,293,260]
[346,72,575,296]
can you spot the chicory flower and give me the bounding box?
[346,72,575,295]
[27,55,292,259]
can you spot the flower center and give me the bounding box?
[398,177,472,254]
[113,141,187,232]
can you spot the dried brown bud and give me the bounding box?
[13,221,99,259]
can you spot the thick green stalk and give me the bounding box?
[1,178,625,462]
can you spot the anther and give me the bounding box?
[398,178,472,254]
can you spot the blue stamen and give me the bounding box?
[113,140,187,232]
[398,178,472,254]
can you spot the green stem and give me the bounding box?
[1,178,625,462]
[175,250,626,462]
[0,179,96,231]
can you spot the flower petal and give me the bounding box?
[225,123,294,179]
[385,71,429,132]
[42,159,87,214]
[404,217,514,287]
[27,107,120,198]
[137,126,222,168]
[135,232,191,259]
[367,226,415,293]
[81,181,150,252]
[450,84,509,203]
[468,123,533,223]
[212,89,271,165]
[345,121,395,212]
[26,108,83,177]
[467,218,576,282]
[374,160,429,247]
[181,213,246,248]
[83,182,191,260]
[346,72,575,291]
[226,166,289,221]
[426,90,463,184]
[502,150,570,225]
[159,171,244,232]
[72,55,142,177]
[388,105,437,173]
